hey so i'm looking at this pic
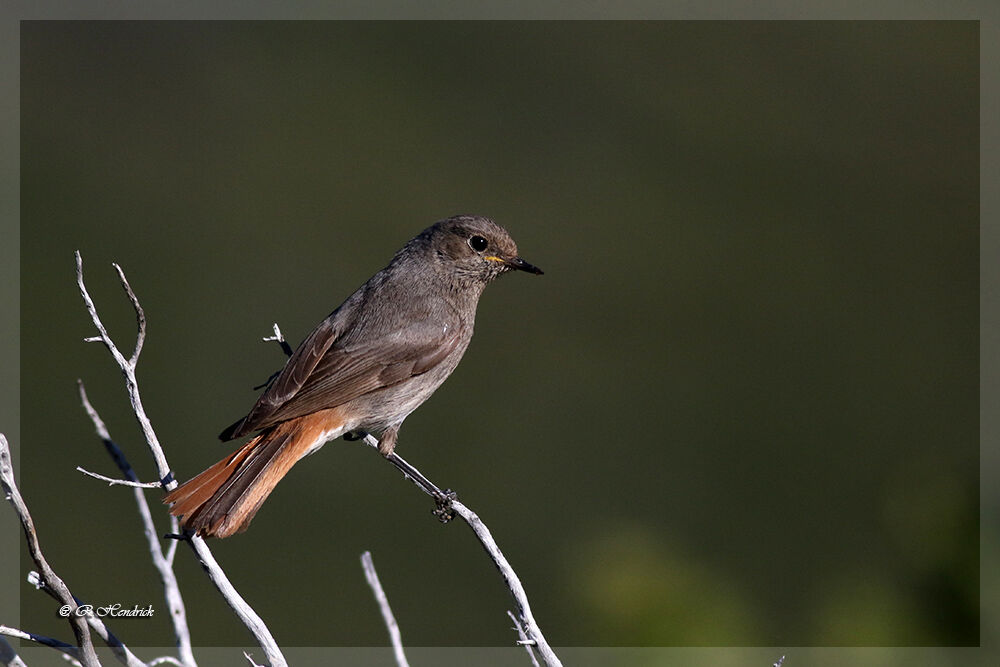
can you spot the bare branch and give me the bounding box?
[77,380,196,667]
[242,651,264,667]
[0,625,80,663]
[0,435,100,666]
[182,537,285,666]
[360,435,449,501]
[0,633,30,667]
[147,657,185,666]
[75,251,170,483]
[76,467,161,488]
[252,324,294,390]
[360,552,409,667]
[76,255,286,667]
[262,323,293,358]
[507,610,540,667]
[27,569,146,667]
[111,262,146,365]
[165,532,179,567]
[359,434,562,667]
[451,502,561,666]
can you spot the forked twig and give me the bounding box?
[76,379,196,667]
[75,252,168,482]
[361,434,562,666]
[75,253,286,667]
[266,323,562,666]
[25,570,146,667]
[0,435,100,666]
[508,610,541,667]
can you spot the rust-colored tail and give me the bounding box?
[164,409,345,538]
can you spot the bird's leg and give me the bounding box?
[384,452,457,523]
[356,431,458,522]
[377,425,399,456]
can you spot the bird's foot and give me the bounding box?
[432,489,458,523]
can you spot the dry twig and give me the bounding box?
[0,434,100,666]
[360,434,562,666]
[508,610,541,667]
[3,430,180,666]
[76,380,196,667]
[360,552,409,667]
[0,633,30,667]
[25,570,146,667]
[75,467,162,489]
[0,635,29,667]
[0,624,80,663]
[265,323,562,666]
[75,253,286,667]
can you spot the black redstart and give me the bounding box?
[164,215,542,537]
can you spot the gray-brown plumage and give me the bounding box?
[164,215,542,537]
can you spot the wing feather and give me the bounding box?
[222,314,461,439]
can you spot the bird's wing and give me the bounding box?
[221,314,462,439]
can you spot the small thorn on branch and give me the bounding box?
[508,610,541,666]
[263,322,293,357]
[27,571,44,589]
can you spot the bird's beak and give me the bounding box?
[486,255,543,275]
[485,254,543,275]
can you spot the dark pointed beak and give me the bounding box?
[507,256,544,275]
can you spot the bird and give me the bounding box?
[163,215,542,537]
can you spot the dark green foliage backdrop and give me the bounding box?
[19,21,977,648]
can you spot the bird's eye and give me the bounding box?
[468,235,489,252]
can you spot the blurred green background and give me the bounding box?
[17,20,978,651]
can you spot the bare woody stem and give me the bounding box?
[75,252,287,667]
[75,253,169,483]
[4,429,182,666]
[77,380,196,667]
[266,323,562,666]
[361,435,562,667]
[508,610,541,667]
[0,434,100,667]
[0,624,80,664]
[0,634,30,667]
[360,552,409,667]
[25,570,147,667]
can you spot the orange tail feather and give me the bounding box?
[164,409,345,538]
